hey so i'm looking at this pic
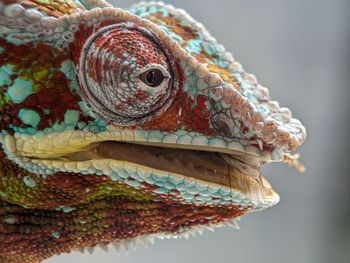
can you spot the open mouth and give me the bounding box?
[63,141,277,204]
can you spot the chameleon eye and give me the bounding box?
[140,69,165,87]
[78,23,181,125]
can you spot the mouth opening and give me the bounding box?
[63,141,276,199]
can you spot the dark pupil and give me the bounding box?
[146,71,156,84]
[141,69,164,87]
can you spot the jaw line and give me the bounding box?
[5,129,283,162]
[1,132,280,209]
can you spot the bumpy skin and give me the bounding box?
[0,0,306,262]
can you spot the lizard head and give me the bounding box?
[0,1,306,261]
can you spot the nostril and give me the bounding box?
[211,112,236,138]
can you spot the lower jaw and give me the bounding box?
[1,147,249,262]
[62,141,279,208]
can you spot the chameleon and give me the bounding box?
[0,0,307,262]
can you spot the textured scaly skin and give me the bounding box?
[0,0,306,262]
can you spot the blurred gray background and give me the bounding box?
[49,0,350,262]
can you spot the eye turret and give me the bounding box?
[79,23,180,125]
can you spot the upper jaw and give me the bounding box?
[4,124,299,165]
